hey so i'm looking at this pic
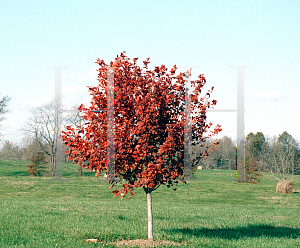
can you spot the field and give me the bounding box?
[0,159,299,247]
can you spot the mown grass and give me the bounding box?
[0,159,299,247]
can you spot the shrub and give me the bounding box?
[25,151,49,176]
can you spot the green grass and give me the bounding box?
[0,159,300,247]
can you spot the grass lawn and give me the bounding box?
[0,159,299,247]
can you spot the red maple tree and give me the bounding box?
[61,52,221,240]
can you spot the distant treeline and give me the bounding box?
[192,131,300,176]
[0,136,72,164]
[1,131,299,176]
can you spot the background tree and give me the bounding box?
[0,94,11,142]
[246,132,263,157]
[21,100,87,174]
[61,53,221,240]
[202,138,222,169]
[245,132,268,173]
[20,135,46,162]
[192,131,300,181]
[263,132,299,181]
[0,94,11,124]
[294,145,300,175]
[22,100,60,176]
[277,131,299,176]
[0,140,22,160]
[194,136,235,170]
[0,135,52,162]
[219,136,235,170]
[192,137,213,169]
[212,136,235,170]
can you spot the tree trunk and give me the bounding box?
[78,166,82,176]
[51,155,55,177]
[147,192,153,241]
[51,163,55,177]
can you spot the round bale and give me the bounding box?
[276,180,295,194]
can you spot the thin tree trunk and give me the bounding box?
[51,156,55,177]
[147,192,153,241]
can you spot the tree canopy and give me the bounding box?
[61,53,221,199]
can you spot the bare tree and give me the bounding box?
[0,94,11,123]
[0,94,11,141]
[295,139,300,175]
[21,100,61,176]
[277,131,299,176]
[21,100,90,177]
[217,136,236,170]
[204,138,222,169]
[20,135,47,162]
[263,133,299,181]
[192,137,220,170]
[0,140,22,160]
[193,136,235,170]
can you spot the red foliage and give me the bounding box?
[61,53,221,199]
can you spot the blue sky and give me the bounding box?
[1,0,300,146]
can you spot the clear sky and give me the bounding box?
[1,0,300,146]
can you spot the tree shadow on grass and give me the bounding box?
[164,224,300,240]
